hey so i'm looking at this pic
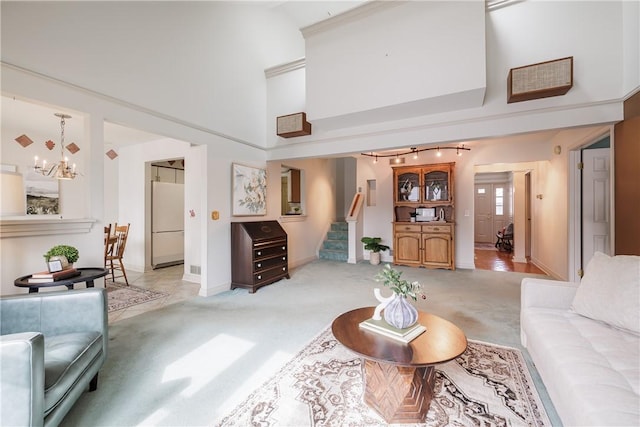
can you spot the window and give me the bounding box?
[281,166,304,215]
[495,187,504,215]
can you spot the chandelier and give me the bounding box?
[361,145,470,164]
[33,113,78,180]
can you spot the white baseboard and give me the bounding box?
[199,282,228,297]
[182,273,200,283]
[456,260,476,269]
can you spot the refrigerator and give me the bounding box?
[151,181,184,268]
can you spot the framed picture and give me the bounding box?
[48,259,63,273]
[232,163,267,216]
[25,170,59,215]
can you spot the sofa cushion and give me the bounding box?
[522,307,640,426]
[44,331,103,415]
[571,252,640,334]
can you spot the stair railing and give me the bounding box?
[346,192,364,264]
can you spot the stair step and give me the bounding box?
[319,248,348,261]
[323,239,348,250]
[330,222,348,231]
[327,230,348,241]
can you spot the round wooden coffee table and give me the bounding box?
[331,307,467,423]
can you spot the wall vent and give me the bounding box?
[190,265,201,275]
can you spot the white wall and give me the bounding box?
[1,1,304,148]
[305,1,486,126]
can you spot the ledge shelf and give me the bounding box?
[0,217,96,238]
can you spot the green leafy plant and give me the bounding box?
[44,245,80,264]
[360,237,390,253]
[375,264,426,301]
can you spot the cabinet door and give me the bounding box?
[394,233,422,266]
[394,168,421,204]
[422,234,452,268]
[423,167,452,204]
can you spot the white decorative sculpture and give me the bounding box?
[372,288,395,320]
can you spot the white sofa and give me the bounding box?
[521,252,639,426]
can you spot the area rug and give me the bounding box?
[475,242,498,251]
[106,283,168,312]
[216,327,550,427]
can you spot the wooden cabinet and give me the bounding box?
[392,163,455,270]
[231,221,289,293]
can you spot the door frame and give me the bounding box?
[568,128,614,282]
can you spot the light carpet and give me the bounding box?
[106,282,168,312]
[217,326,551,427]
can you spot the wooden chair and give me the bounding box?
[103,224,115,270]
[106,223,130,285]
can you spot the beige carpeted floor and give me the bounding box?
[63,259,561,426]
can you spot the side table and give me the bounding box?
[14,267,109,293]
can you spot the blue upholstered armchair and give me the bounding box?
[0,288,108,427]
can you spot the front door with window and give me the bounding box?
[474,182,511,243]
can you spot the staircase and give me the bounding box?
[319,222,349,262]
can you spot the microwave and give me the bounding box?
[415,207,435,222]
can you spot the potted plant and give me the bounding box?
[361,237,390,265]
[374,264,426,328]
[44,245,79,270]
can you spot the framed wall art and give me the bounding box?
[232,163,267,216]
[25,170,59,215]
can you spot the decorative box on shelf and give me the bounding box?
[277,112,312,138]
[507,56,573,103]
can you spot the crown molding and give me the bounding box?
[301,1,405,38]
[265,58,306,79]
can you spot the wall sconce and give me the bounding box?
[554,145,562,155]
[536,194,543,199]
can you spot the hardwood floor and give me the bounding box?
[474,243,547,275]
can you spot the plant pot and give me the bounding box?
[369,252,381,265]
[384,294,418,329]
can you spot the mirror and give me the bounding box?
[281,165,302,215]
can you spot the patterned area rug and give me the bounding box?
[106,283,168,312]
[217,327,550,427]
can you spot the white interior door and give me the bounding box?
[474,184,492,243]
[582,147,611,267]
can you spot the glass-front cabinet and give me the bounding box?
[393,163,454,206]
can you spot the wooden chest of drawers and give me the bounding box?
[231,221,289,293]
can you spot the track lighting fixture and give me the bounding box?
[361,145,470,163]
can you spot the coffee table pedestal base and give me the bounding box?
[363,359,436,423]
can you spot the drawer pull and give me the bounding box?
[282,246,286,250]
[257,251,262,256]
[282,257,286,260]
[433,227,440,231]
[282,267,286,271]
[404,227,411,230]
[257,263,261,268]
[257,275,262,280]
